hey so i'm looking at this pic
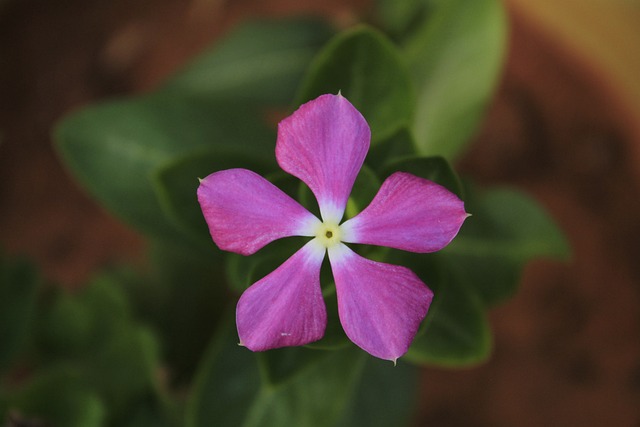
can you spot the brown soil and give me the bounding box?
[1,0,638,426]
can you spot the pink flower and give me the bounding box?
[197,94,468,361]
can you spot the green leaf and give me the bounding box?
[187,317,366,427]
[405,264,491,367]
[33,276,163,422]
[365,127,417,173]
[334,358,419,427]
[297,26,414,142]
[443,185,570,306]
[165,18,335,107]
[403,0,507,159]
[375,0,432,39]
[6,367,105,427]
[0,257,40,376]
[382,155,463,198]
[144,241,228,385]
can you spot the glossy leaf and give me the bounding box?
[0,257,39,376]
[403,0,507,159]
[165,18,334,106]
[334,358,419,427]
[365,127,417,173]
[144,241,228,385]
[443,185,570,306]
[297,26,414,142]
[381,156,464,198]
[186,317,365,427]
[405,264,491,366]
[55,96,274,240]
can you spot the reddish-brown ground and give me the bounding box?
[1,0,638,425]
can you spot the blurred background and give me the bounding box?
[1,0,639,425]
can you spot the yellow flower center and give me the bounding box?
[315,221,342,248]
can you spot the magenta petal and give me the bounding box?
[197,168,320,255]
[236,240,327,351]
[328,244,433,361]
[276,94,370,223]
[341,172,468,253]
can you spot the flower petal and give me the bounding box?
[341,172,468,253]
[237,240,327,351]
[328,244,433,361]
[276,94,370,223]
[198,168,320,255]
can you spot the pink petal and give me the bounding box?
[197,168,320,255]
[237,240,327,351]
[328,244,433,361]
[341,172,468,253]
[276,94,370,223]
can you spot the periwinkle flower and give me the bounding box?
[197,94,468,361]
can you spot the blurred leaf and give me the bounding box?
[403,0,507,159]
[6,367,105,427]
[382,155,464,198]
[165,18,335,107]
[89,326,160,419]
[187,317,365,427]
[443,185,570,306]
[365,127,417,173]
[144,241,228,385]
[0,257,40,376]
[33,276,163,423]
[405,266,491,366]
[55,97,274,241]
[375,0,432,39]
[297,26,414,142]
[153,147,276,244]
[334,358,419,427]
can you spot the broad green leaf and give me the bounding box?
[5,367,105,427]
[154,147,277,244]
[33,276,163,422]
[165,18,334,107]
[334,358,419,427]
[185,317,262,427]
[375,0,432,39]
[405,265,491,366]
[382,155,463,197]
[297,26,414,142]
[365,127,417,173]
[144,241,228,385]
[0,257,39,376]
[89,327,160,419]
[403,0,507,159]
[187,318,365,427]
[55,96,274,241]
[443,185,570,306]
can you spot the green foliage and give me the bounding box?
[0,256,40,376]
[2,274,171,426]
[186,318,418,427]
[401,0,507,159]
[55,18,334,243]
[297,26,414,142]
[442,185,571,306]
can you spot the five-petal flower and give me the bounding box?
[197,94,468,361]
